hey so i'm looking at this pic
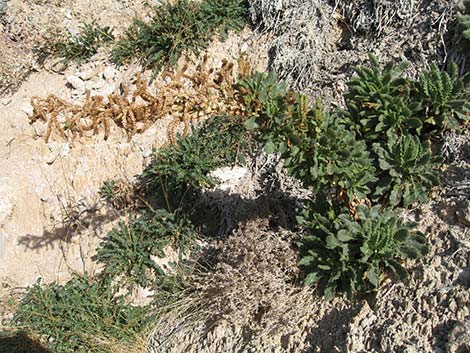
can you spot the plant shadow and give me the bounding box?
[0,331,51,353]
[17,199,121,250]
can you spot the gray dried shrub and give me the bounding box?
[147,221,316,353]
[248,0,465,98]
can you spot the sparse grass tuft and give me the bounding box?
[96,210,198,289]
[36,21,114,66]
[111,0,249,70]
[12,275,151,353]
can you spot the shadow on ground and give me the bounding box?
[17,199,121,250]
[0,331,51,353]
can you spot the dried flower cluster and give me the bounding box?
[29,55,250,144]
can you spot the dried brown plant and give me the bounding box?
[29,55,247,144]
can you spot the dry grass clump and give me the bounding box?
[29,55,248,144]
[147,220,327,353]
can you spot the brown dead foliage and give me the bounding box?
[29,55,250,144]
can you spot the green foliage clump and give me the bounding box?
[199,0,249,37]
[12,275,150,353]
[140,116,253,209]
[241,73,376,201]
[413,63,470,133]
[344,54,422,140]
[344,54,469,139]
[99,180,118,204]
[97,210,196,288]
[298,204,427,300]
[373,135,442,207]
[458,0,470,40]
[279,104,376,202]
[237,55,470,299]
[111,0,248,70]
[37,21,114,65]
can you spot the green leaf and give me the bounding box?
[263,141,277,154]
[305,272,321,286]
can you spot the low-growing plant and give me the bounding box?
[99,180,118,204]
[413,63,470,133]
[372,134,442,207]
[140,115,254,210]
[279,105,376,203]
[37,21,114,66]
[199,0,249,38]
[298,204,427,300]
[240,74,377,205]
[458,0,470,40]
[12,274,150,353]
[111,0,249,70]
[97,209,197,288]
[344,54,422,140]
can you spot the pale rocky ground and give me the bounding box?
[0,0,267,322]
[0,1,469,352]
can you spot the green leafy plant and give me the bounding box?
[97,209,197,288]
[413,63,470,133]
[199,0,249,37]
[37,21,114,65]
[12,274,150,353]
[458,0,470,40]
[298,204,427,300]
[111,0,248,70]
[99,180,118,204]
[279,103,376,202]
[344,54,422,141]
[240,73,377,204]
[373,134,442,207]
[140,115,253,210]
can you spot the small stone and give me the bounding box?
[46,142,70,164]
[0,178,14,227]
[60,143,70,157]
[64,8,73,20]
[66,75,85,90]
[20,104,33,116]
[103,66,116,81]
[79,68,100,81]
[32,123,46,137]
[96,84,115,97]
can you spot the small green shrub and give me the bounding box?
[344,54,422,140]
[240,72,377,203]
[111,0,249,70]
[12,274,150,353]
[279,103,376,202]
[37,21,114,65]
[413,63,470,133]
[344,55,470,139]
[298,204,427,300]
[99,180,118,204]
[97,209,197,288]
[199,0,249,37]
[458,0,470,40]
[373,134,442,207]
[140,116,253,210]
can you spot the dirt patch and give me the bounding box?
[0,0,152,96]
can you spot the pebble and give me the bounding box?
[103,66,116,81]
[0,178,14,227]
[79,68,101,81]
[20,104,33,116]
[456,201,470,226]
[66,75,85,91]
